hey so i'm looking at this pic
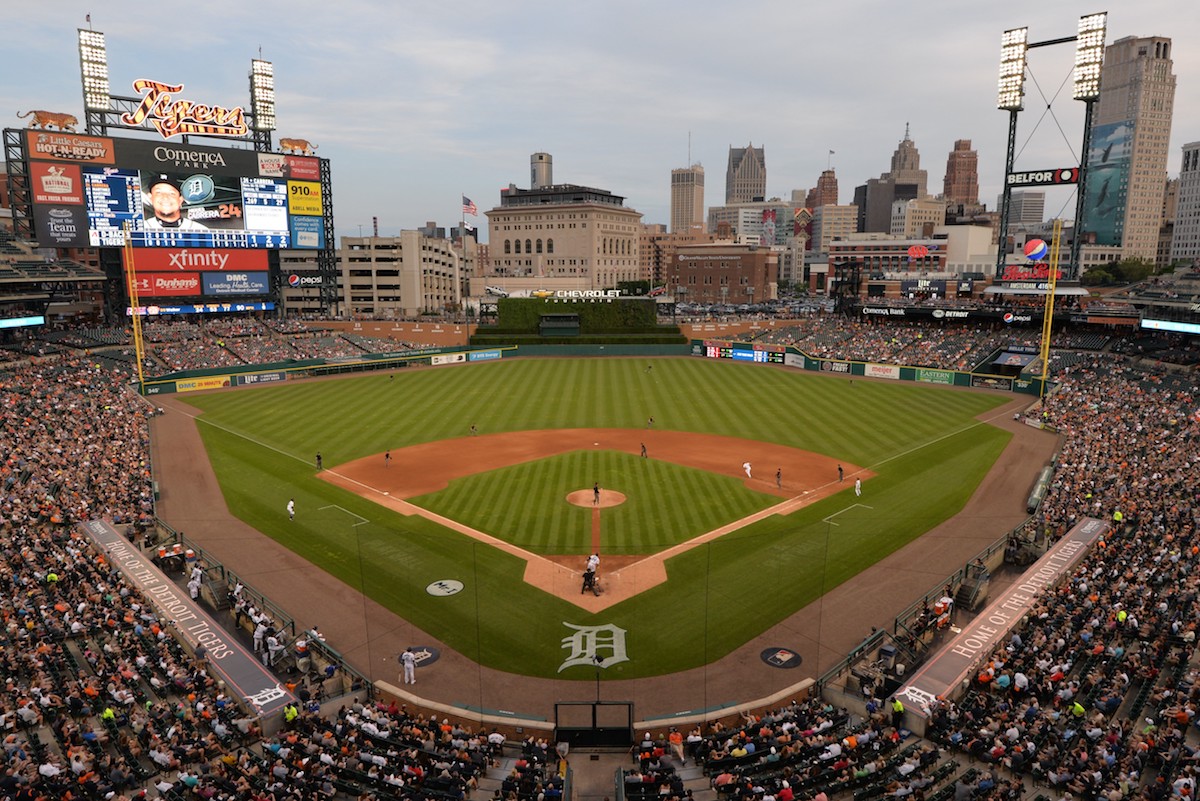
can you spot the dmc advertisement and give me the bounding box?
[1085,121,1133,247]
[202,273,269,296]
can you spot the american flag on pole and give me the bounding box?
[462,195,477,216]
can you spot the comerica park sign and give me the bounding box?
[1006,168,1080,187]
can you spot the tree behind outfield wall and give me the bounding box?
[1081,257,1160,287]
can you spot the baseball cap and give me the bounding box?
[148,174,180,193]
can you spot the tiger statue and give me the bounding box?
[16,110,80,131]
[278,138,318,156]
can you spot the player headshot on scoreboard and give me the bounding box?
[143,174,208,230]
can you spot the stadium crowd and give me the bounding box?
[1,312,1198,801]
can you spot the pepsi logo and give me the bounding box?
[1003,313,1014,324]
[287,273,324,287]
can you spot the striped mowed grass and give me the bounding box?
[185,357,1012,678]
[412,450,779,555]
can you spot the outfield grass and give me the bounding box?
[185,358,1012,679]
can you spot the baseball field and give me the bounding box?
[181,357,1012,680]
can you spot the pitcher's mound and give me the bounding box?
[567,489,626,508]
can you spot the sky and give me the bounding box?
[3,1,1198,242]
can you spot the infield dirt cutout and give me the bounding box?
[319,428,867,611]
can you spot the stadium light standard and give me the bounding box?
[78,28,110,111]
[250,59,276,131]
[1069,12,1108,276]
[994,26,1028,273]
[993,14,1107,279]
[249,58,276,152]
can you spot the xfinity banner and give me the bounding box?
[129,248,268,273]
[202,272,268,295]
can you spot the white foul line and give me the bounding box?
[319,505,370,526]
[823,503,874,526]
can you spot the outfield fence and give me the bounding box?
[688,340,1049,396]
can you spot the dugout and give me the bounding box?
[538,313,581,337]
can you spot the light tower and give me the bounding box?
[993,13,1108,278]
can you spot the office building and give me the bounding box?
[1088,35,1176,260]
[485,154,643,289]
[726,144,766,203]
[942,140,979,205]
[996,191,1046,227]
[1170,142,1200,265]
[670,243,778,305]
[670,165,705,234]
[861,126,928,233]
[811,205,858,253]
[808,169,839,208]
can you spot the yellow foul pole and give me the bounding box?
[1037,219,1063,399]
[122,225,146,394]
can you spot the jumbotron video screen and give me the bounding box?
[23,130,326,250]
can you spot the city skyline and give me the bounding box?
[2,1,1198,242]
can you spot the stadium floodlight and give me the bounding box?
[997,27,1029,111]
[250,59,276,131]
[78,28,111,110]
[1073,12,1107,101]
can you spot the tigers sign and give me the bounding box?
[120,78,249,139]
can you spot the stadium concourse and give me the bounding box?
[0,315,1197,801]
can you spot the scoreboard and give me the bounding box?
[21,130,326,250]
[703,343,785,363]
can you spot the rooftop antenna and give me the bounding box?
[687,131,692,166]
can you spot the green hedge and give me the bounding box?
[496,297,657,332]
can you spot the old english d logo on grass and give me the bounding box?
[559,623,628,672]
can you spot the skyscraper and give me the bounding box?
[670,165,705,234]
[811,169,839,208]
[1170,142,1200,265]
[862,126,928,232]
[726,144,766,203]
[942,140,979,205]
[1087,36,1176,260]
[996,191,1046,227]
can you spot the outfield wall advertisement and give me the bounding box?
[689,341,1046,396]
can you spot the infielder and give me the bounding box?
[401,647,417,684]
[743,462,752,479]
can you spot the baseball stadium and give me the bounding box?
[3,17,1200,801]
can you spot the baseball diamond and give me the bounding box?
[153,356,1049,715]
